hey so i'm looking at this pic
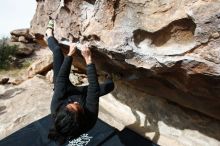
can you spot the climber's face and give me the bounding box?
[66,102,83,112]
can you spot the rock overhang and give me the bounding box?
[30,0,220,120]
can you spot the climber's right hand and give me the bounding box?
[68,43,77,56]
[81,44,92,65]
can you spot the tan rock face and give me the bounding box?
[27,55,53,78]
[7,42,34,56]
[30,0,220,143]
[0,75,53,139]
[99,80,220,146]
[18,36,28,43]
[8,29,42,57]
[45,69,54,83]
[10,28,29,37]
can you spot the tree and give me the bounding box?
[0,38,17,69]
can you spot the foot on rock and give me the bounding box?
[45,17,55,37]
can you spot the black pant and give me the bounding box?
[47,36,114,97]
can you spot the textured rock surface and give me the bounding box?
[27,54,53,78]
[99,80,220,146]
[18,36,28,43]
[30,0,220,121]
[7,42,35,56]
[0,75,52,139]
[1,74,219,146]
[8,28,42,57]
[29,0,220,145]
[10,28,34,43]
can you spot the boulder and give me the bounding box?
[30,0,220,120]
[10,28,29,37]
[18,36,28,43]
[0,75,52,139]
[26,0,220,145]
[7,42,34,56]
[10,28,34,43]
[0,73,219,146]
[27,55,53,78]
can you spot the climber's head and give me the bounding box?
[48,103,85,144]
[66,102,83,113]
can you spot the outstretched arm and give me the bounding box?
[54,43,77,98]
[82,45,100,122]
[50,43,77,114]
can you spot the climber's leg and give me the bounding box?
[46,20,64,83]
[99,79,115,96]
[67,79,114,96]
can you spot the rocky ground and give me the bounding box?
[0,75,52,139]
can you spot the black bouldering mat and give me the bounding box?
[0,115,158,146]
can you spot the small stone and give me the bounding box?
[27,55,53,78]
[46,70,54,83]
[211,32,220,39]
[0,78,9,85]
[18,36,28,43]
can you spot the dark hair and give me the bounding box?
[48,106,86,144]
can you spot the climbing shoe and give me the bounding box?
[47,19,55,30]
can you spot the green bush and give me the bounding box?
[0,38,17,69]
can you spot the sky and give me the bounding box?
[0,0,36,37]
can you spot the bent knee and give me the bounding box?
[105,80,115,92]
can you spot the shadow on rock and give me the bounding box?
[128,109,160,143]
[0,88,25,100]
[110,81,220,144]
[0,106,7,116]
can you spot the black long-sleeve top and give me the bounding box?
[50,56,100,130]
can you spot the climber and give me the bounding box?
[45,19,115,144]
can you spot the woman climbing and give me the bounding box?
[45,19,115,145]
